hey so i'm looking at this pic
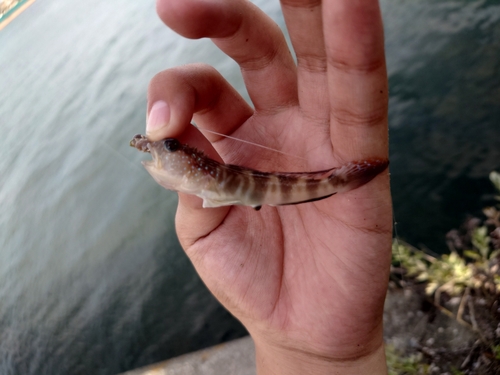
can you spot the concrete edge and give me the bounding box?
[120,336,255,375]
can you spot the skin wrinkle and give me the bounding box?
[280,0,322,10]
[266,334,382,364]
[196,91,252,128]
[186,225,225,260]
[311,239,330,295]
[349,220,392,236]
[235,236,259,311]
[334,242,383,291]
[180,201,232,251]
[194,90,221,118]
[187,67,227,114]
[238,43,283,72]
[256,298,385,371]
[298,109,331,128]
[215,9,288,73]
[211,5,246,42]
[247,210,287,319]
[329,203,391,236]
[229,116,289,165]
[315,235,354,298]
[275,277,292,331]
[253,100,299,116]
[292,206,316,254]
[264,118,317,166]
[266,206,287,323]
[326,52,385,75]
[329,192,392,235]
[194,213,263,317]
[330,106,387,128]
[353,249,389,287]
[312,198,339,222]
[281,206,322,325]
[190,71,224,114]
[297,55,327,74]
[268,113,297,147]
[192,243,239,312]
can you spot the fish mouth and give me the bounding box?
[130,134,151,153]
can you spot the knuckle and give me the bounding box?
[280,0,321,9]
[149,63,216,85]
[327,53,385,75]
[297,54,327,74]
[332,106,387,128]
[239,45,281,72]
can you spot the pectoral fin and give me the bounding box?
[202,197,242,208]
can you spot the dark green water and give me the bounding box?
[385,0,500,249]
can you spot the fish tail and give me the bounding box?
[330,158,389,193]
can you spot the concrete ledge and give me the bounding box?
[120,336,255,375]
[122,287,469,375]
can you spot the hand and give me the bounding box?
[146,0,392,374]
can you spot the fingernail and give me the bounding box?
[147,101,170,132]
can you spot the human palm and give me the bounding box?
[146,0,392,371]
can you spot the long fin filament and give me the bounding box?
[197,127,308,161]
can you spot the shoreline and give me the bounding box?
[0,0,37,31]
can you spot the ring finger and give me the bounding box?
[280,0,329,120]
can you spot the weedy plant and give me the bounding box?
[386,344,430,375]
[390,171,500,374]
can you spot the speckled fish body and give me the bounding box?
[130,135,388,209]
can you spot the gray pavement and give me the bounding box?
[120,336,255,375]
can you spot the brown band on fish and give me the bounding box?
[248,173,266,203]
[306,179,321,194]
[278,174,298,198]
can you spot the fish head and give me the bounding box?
[130,135,210,192]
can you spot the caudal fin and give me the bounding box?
[330,158,389,193]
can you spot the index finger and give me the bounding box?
[156,0,298,112]
[324,0,388,162]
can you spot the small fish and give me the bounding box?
[130,134,388,210]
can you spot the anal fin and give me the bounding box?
[276,193,336,206]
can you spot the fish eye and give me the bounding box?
[163,138,180,152]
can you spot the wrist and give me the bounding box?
[252,331,387,375]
